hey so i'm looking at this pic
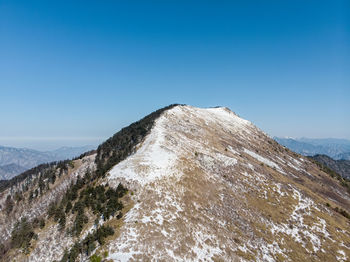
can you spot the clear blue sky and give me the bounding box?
[0,1,349,150]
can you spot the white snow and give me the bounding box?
[215,153,238,166]
[108,106,249,187]
[108,115,178,186]
[336,250,347,262]
[140,215,152,223]
[273,183,286,196]
[191,228,224,260]
[108,251,140,262]
[191,106,252,131]
[238,240,287,262]
[268,188,329,253]
[227,145,239,155]
[287,157,303,171]
[243,148,282,171]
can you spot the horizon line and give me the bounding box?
[0,137,105,141]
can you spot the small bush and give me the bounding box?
[10,217,37,253]
[89,254,102,262]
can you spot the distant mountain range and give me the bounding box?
[0,163,27,180]
[0,145,96,180]
[310,154,350,180]
[274,137,350,160]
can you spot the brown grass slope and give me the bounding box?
[104,105,350,261]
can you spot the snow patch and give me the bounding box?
[336,250,347,262]
[269,189,328,253]
[108,116,178,186]
[243,148,281,171]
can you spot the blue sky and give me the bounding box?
[0,1,349,150]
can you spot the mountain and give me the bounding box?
[0,146,57,169]
[0,164,27,180]
[0,105,349,262]
[0,145,96,180]
[274,137,350,160]
[337,152,350,161]
[310,154,350,180]
[48,146,97,160]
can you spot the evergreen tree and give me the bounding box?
[5,195,14,215]
[65,201,72,214]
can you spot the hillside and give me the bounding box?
[275,137,350,160]
[0,105,350,262]
[310,154,350,180]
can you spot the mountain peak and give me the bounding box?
[1,105,350,262]
[106,104,253,187]
[102,104,350,261]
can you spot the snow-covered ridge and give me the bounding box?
[3,105,350,262]
[108,113,178,186]
[103,105,350,261]
[108,105,252,187]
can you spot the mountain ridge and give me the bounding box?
[274,137,350,160]
[0,105,349,262]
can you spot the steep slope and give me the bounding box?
[0,105,177,262]
[103,106,350,261]
[1,105,349,262]
[0,155,97,260]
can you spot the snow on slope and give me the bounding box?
[108,115,178,186]
[104,105,350,261]
[0,154,96,261]
[108,106,251,187]
[2,105,349,262]
[243,148,281,170]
